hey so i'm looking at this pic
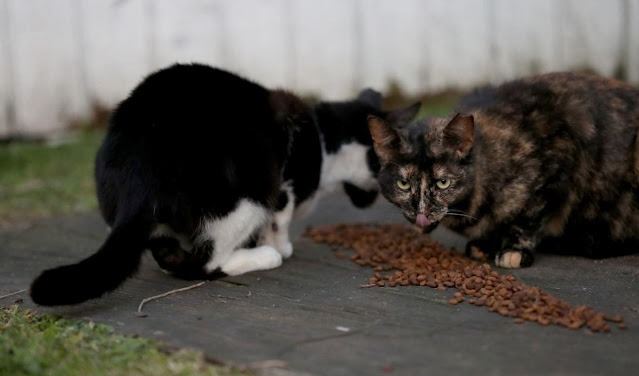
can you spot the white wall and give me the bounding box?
[0,0,637,136]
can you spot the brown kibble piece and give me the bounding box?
[304,223,624,334]
[604,314,623,323]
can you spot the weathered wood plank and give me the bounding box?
[2,192,638,375]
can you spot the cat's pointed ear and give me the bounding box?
[368,115,402,162]
[358,88,383,109]
[443,113,474,157]
[386,102,421,128]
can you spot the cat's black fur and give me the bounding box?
[31,63,419,305]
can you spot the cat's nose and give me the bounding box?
[415,213,431,228]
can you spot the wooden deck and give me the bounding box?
[1,192,638,375]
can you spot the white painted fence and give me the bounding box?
[0,0,637,137]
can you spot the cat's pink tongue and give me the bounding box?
[415,213,431,228]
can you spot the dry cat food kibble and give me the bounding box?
[304,223,626,333]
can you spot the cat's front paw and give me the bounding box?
[495,250,534,268]
[277,241,294,259]
[220,246,283,276]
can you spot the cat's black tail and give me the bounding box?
[30,189,153,306]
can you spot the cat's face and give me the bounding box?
[368,114,476,232]
[316,89,421,208]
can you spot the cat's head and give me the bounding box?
[367,113,476,231]
[315,89,420,208]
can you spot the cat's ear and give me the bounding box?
[358,88,383,109]
[443,113,474,157]
[386,102,421,127]
[368,115,403,162]
[269,89,313,129]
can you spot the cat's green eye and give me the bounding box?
[397,180,411,190]
[436,178,451,189]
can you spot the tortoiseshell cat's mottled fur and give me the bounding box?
[369,72,639,268]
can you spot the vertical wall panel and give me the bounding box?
[557,0,623,76]
[81,0,150,109]
[152,0,226,69]
[8,0,86,135]
[0,0,636,136]
[220,0,289,89]
[0,0,12,136]
[288,0,358,99]
[490,0,555,83]
[626,0,639,82]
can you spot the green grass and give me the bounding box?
[0,130,102,226]
[0,305,241,376]
[415,95,458,119]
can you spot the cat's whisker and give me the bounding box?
[445,212,478,221]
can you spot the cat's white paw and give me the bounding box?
[277,241,293,259]
[495,251,522,268]
[254,245,283,270]
[221,246,282,276]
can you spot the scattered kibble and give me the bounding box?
[304,223,626,333]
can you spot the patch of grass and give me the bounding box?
[0,305,241,376]
[0,130,102,226]
[415,94,458,119]
[382,80,460,121]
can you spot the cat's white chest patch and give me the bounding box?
[320,142,377,192]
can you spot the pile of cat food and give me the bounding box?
[304,223,626,332]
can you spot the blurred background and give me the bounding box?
[0,0,638,225]
[1,0,638,137]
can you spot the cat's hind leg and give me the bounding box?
[258,185,295,259]
[201,199,282,276]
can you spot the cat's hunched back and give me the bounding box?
[97,64,300,233]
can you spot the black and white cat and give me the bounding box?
[30,63,418,305]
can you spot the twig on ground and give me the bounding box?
[0,288,27,300]
[137,281,207,317]
[358,284,377,288]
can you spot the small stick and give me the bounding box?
[0,288,27,300]
[137,281,206,316]
[359,283,377,288]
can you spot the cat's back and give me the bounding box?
[461,72,639,129]
[459,72,639,159]
[109,64,272,139]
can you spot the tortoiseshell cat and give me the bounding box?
[368,72,639,268]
